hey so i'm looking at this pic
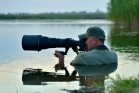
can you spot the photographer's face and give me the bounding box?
[85,37,95,51]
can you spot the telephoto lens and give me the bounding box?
[22,35,84,52]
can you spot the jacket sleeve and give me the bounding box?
[70,53,87,65]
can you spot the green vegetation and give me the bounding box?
[107,0,139,28]
[0,11,107,20]
[109,75,139,93]
[110,27,139,48]
[110,27,139,61]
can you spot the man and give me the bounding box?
[54,26,117,71]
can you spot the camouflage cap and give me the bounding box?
[78,26,105,40]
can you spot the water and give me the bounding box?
[0,19,139,93]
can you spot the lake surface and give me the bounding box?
[0,19,139,93]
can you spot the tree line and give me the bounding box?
[0,11,107,19]
[107,0,139,28]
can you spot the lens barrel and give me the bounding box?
[22,35,81,51]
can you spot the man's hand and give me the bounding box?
[54,50,63,58]
[54,50,65,72]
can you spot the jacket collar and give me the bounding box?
[94,45,109,50]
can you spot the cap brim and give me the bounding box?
[78,33,87,39]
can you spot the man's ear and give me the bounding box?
[93,36,97,43]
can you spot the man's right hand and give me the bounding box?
[54,50,65,72]
[54,50,64,58]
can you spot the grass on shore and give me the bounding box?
[109,75,139,93]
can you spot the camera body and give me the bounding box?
[22,35,86,54]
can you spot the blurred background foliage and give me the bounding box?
[108,0,139,28]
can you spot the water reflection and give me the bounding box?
[22,68,78,85]
[22,64,117,93]
[69,64,117,93]
[111,27,139,48]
